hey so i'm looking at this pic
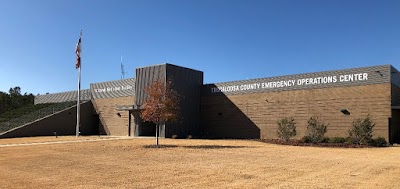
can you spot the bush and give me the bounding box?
[321,137,330,143]
[329,137,346,143]
[305,116,328,143]
[301,136,312,143]
[344,137,355,144]
[277,117,297,141]
[368,137,387,147]
[348,116,375,145]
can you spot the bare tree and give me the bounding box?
[141,80,181,146]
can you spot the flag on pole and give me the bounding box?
[75,32,82,69]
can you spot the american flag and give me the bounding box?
[75,32,81,69]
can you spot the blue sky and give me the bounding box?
[0,0,399,95]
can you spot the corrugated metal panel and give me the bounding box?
[90,78,135,99]
[134,64,166,137]
[34,89,91,104]
[202,65,391,96]
[390,65,400,88]
[134,65,166,106]
[165,64,204,137]
[390,66,400,106]
[134,63,203,138]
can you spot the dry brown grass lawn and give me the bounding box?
[0,137,399,189]
[0,136,114,145]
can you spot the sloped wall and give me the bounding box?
[0,101,98,138]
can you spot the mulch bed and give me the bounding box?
[259,139,376,148]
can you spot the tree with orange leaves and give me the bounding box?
[141,79,181,146]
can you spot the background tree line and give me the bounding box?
[0,87,35,115]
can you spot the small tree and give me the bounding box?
[277,117,297,141]
[305,116,328,143]
[9,86,21,96]
[141,80,181,146]
[348,116,375,145]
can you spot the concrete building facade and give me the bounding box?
[201,65,396,143]
[5,63,399,143]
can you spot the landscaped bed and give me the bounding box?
[260,138,384,148]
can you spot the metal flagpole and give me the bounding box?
[76,30,82,137]
[76,65,81,137]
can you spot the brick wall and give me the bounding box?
[92,96,134,136]
[201,83,391,140]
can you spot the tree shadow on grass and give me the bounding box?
[142,144,251,149]
[183,145,250,149]
[143,144,179,148]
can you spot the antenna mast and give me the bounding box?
[120,55,126,79]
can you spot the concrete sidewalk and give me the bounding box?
[0,136,133,148]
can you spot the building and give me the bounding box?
[1,63,400,144]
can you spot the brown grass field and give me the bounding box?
[0,136,400,189]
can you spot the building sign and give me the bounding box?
[90,78,135,99]
[94,85,133,93]
[211,73,368,93]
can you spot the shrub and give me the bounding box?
[348,116,375,145]
[329,137,346,143]
[305,116,328,143]
[277,117,297,141]
[344,137,355,144]
[301,136,312,143]
[368,137,387,147]
[321,137,330,143]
